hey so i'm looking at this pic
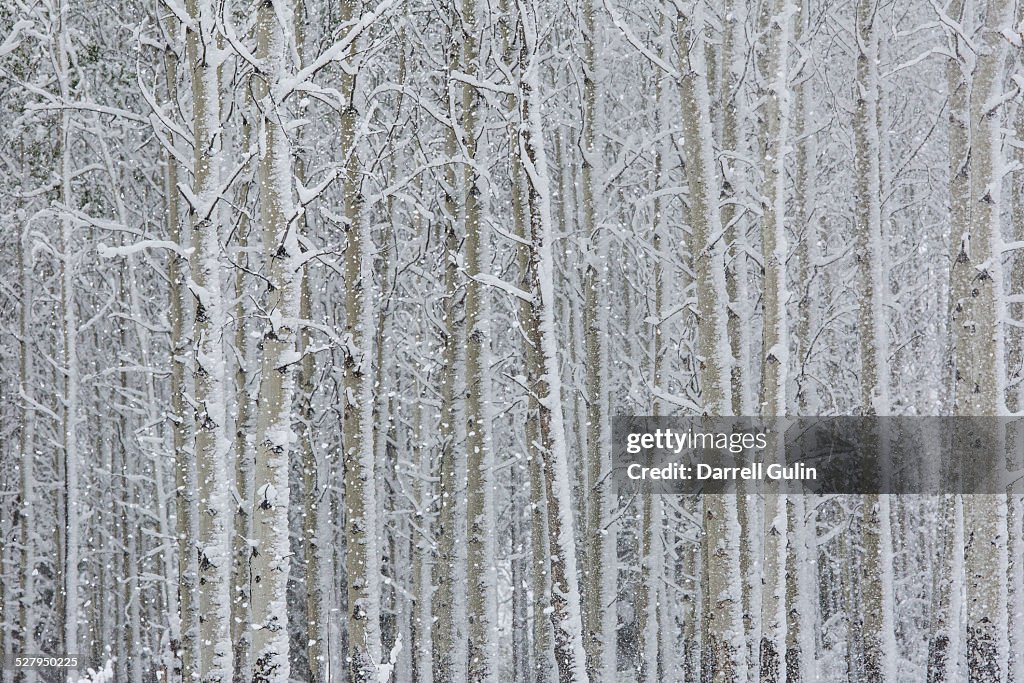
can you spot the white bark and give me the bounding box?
[337,3,383,679]
[250,1,301,680]
[518,2,589,679]
[579,0,614,678]
[184,0,233,679]
[54,0,79,655]
[460,0,499,679]
[676,2,743,680]
[961,1,1013,679]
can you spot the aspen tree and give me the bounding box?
[958,0,1013,678]
[578,0,615,677]
[850,3,899,683]
[16,204,35,678]
[433,6,466,679]
[637,25,673,681]
[517,1,588,679]
[929,0,969,678]
[720,0,753,417]
[718,2,759,666]
[675,1,743,680]
[460,0,500,675]
[54,0,79,655]
[788,3,816,678]
[183,0,234,678]
[230,118,254,683]
[287,5,327,678]
[500,3,553,674]
[156,8,198,677]
[757,0,793,679]
[249,0,303,679]
[409,173,432,683]
[336,1,383,680]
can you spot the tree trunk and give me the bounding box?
[852,2,897,680]
[460,0,499,679]
[337,3,383,680]
[675,2,743,680]
[249,1,302,680]
[960,1,1013,679]
[519,6,589,680]
[184,0,233,679]
[55,0,79,655]
[578,0,613,675]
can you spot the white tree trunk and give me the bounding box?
[337,4,383,680]
[184,0,233,679]
[675,2,743,680]
[578,0,614,678]
[518,3,589,679]
[250,1,301,680]
[460,0,499,679]
[54,0,79,655]
[960,0,1013,679]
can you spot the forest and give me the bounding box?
[1,0,1023,681]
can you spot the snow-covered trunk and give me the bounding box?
[517,3,588,680]
[53,0,79,655]
[851,0,889,416]
[336,3,382,680]
[460,0,499,678]
[16,208,36,668]
[785,493,815,682]
[111,263,144,683]
[929,0,969,677]
[184,0,233,679]
[757,2,792,678]
[719,4,759,667]
[297,178,326,683]
[578,0,613,678]
[679,503,700,681]
[675,2,743,681]
[790,7,817,674]
[159,15,199,678]
[637,47,671,683]
[760,484,787,683]
[720,0,753,418]
[505,28,552,673]
[851,1,897,680]
[249,1,301,680]
[288,10,326,675]
[230,120,255,683]
[757,0,791,420]
[960,0,1013,679]
[793,0,819,416]
[638,491,663,683]
[339,191,382,683]
[410,384,432,683]
[433,24,465,681]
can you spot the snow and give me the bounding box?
[70,660,114,683]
